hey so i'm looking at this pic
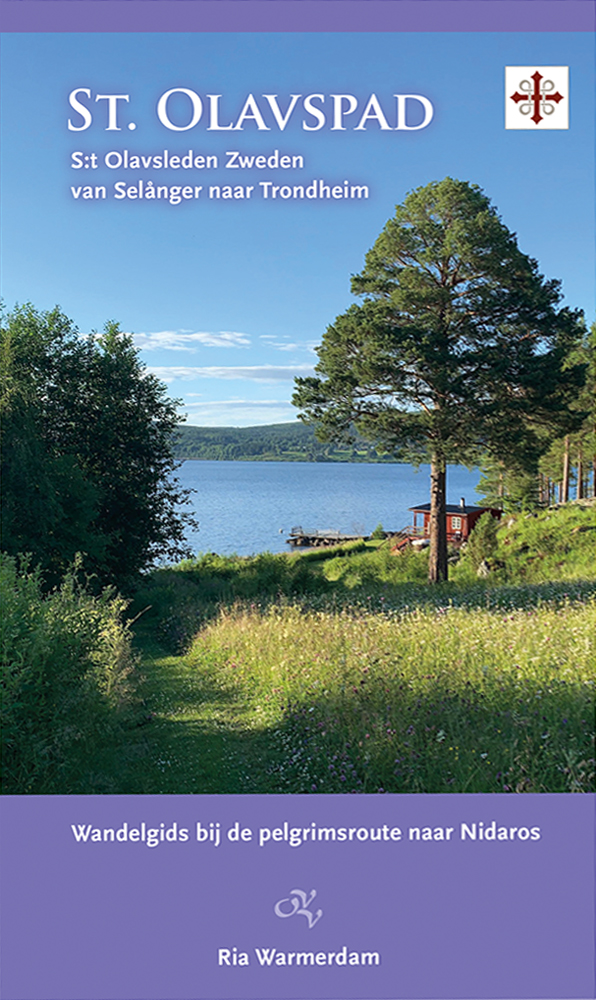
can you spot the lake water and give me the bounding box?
[177,460,481,557]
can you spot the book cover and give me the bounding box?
[1,2,594,999]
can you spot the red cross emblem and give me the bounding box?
[509,71,565,124]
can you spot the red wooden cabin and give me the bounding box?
[408,498,502,544]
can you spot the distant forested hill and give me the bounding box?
[173,423,418,462]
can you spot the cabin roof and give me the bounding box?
[409,503,490,515]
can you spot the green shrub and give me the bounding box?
[1,555,136,793]
[461,512,499,572]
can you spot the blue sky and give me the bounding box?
[1,31,594,426]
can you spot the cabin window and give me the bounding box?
[451,516,462,530]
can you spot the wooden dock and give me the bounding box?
[286,526,370,548]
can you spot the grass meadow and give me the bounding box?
[186,591,594,794]
[2,502,594,794]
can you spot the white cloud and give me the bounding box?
[259,334,319,354]
[185,398,290,409]
[134,330,250,351]
[182,398,299,427]
[272,342,302,352]
[149,364,315,383]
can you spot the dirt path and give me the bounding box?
[99,636,280,794]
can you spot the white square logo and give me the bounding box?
[505,66,569,129]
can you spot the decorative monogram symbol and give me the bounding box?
[509,70,565,125]
[274,888,323,929]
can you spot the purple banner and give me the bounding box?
[0,0,594,33]
[1,793,594,999]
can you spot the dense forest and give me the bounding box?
[173,422,421,462]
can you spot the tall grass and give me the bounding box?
[131,549,330,650]
[1,555,137,793]
[5,500,591,795]
[189,593,595,794]
[122,505,595,795]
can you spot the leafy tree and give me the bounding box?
[293,178,586,581]
[1,304,196,589]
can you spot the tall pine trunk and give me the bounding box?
[428,455,447,583]
[561,435,570,503]
[593,418,596,499]
[576,447,584,500]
